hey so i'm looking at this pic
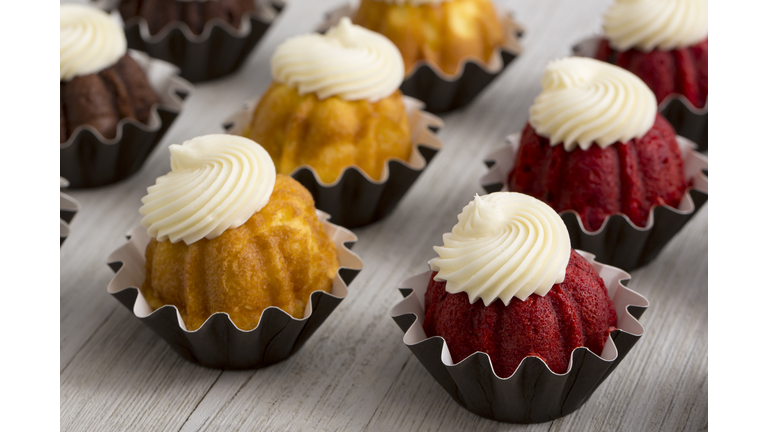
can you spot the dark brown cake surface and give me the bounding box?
[60,54,161,142]
[118,0,257,35]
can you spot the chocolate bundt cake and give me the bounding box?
[353,0,505,75]
[424,250,617,376]
[595,38,708,109]
[118,0,257,36]
[509,114,687,232]
[60,54,160,142]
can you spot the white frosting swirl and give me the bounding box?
[529,57,657,151]
[271,17,404,102]
[140,135,276,245]
[372,0,447,5]
[430,193,571,306]
[60,4,127,82]
[603,0,708,51]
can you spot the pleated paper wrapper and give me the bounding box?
[60,178,80,247]
[107,211,363,370]
[60,51,193,189]
[481,133,708,271]
[224,96,443,229]
[94,0,285,83]
[318,3,524,113]
[391,252,648,424]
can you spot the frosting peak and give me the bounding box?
[271,17,404,102]
[529,57,657,151]
[140,135,276,245]
[430,193,571,306]
[604,0,708,52]
[60,4,127,81]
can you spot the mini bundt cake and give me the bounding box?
[245,18,411,184]
[593,0,708,109]
[118,0,256,36]
[60,4,160,142]
[510,114,687,232]
[424,250,617,376]
[140,135,339,331]
[353,0,505,75]
[246,83,411,184]
[508,57,687,232]
[424,193,617,377]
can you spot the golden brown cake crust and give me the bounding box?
[353,0,505,75]
[142,174,340,331]
[246,83,411,184]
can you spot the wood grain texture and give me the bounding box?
[60,0,708,430]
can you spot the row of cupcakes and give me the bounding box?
[57,0,709,424]
[61,0,707,185]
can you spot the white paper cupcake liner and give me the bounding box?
[223,96,443,228]
[60,178,80,247]
[390,251,648,423]
[319,3,524,113]
[93,0,284,83]
[480,132,708,271]
[573,36,708,151]
[60,50,193,189]
[106,211,363,369]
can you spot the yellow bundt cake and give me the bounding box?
[245,18,411,184]
[245,83,411,184]
[139,135,339,331]
[353,0,505,75]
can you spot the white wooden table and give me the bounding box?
[60,0,708,430]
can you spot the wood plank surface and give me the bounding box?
[60,0,708,430]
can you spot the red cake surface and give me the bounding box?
[508,113,687,232]
[594,38,708,109]
[423,250,617,377]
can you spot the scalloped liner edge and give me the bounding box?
[480,132,709,235]
[389,252,649,422]
[60,50,193,148]
[222,95,443,187]
[319,3,524,81]
[106,210,363,334]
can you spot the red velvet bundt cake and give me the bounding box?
[118,0,257,36]
[508,57,688,232]
[594,0,708,109]
[60,4,160,142]
[424,250,617,376]
[509,114,687,232]
[424,192,616,377]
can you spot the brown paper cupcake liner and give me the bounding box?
[573,36,708,151]
[223,96,443,229]
[390,252,648,423]
[480,133,708,271]
[60,178,80,247]
[93,0,284,83]
[60,51,193,189]
[319,4,524,113]
[106,211,363,370]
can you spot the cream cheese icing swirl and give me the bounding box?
[529,57,657,151]
[603,0,708,52]
[140,135,276,245]
[60,4,127,82]
[271,17,404,102]
[430,193,571,306]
